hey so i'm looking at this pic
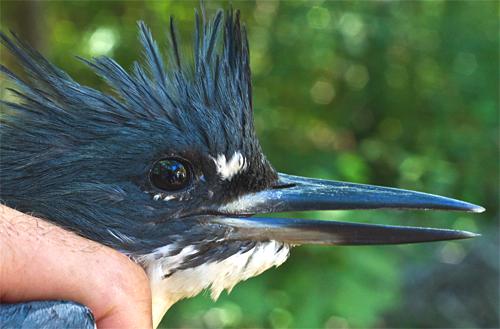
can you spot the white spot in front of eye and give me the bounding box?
[210,151,247,181]
[163,195,175,201]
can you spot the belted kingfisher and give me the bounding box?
[0,7,484,328]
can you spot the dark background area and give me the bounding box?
[1,1,498,328]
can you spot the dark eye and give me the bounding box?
[150,158,191,191]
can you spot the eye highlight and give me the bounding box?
[150,158,192,191]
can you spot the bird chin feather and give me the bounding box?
[137,241,290,328]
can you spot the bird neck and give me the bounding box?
[137,241,291,328]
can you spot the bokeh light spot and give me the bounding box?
[399,156,426,182]
[307,6,331,30]
[269,307,294,328]
[325,315,349,329]
[339,12,364,37]
[310,80,336,104]
[345,64,369,90]
[439,242,466,265]
[202,304,242,328]
[87,27,117,56]
[339,12,366,55]
[336,152,369,181]
[254,0,279,27]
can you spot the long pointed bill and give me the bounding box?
[214,173,483,245]
[215,217,479,245]
[220,173,484,214]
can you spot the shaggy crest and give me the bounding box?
[1,9,254,154]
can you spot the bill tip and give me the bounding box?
[471,205,485,213]
[460,231,481,239]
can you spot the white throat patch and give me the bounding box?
[211,151,247,181]
[137,241,290,328]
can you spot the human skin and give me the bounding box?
[0,205,152,329]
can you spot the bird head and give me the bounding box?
[0,7,483,327]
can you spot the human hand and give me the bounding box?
[0,205,152,329]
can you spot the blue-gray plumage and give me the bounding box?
[0,6,484,328]
[0,301,94,329]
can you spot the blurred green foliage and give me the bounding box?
[1,1,498,328]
